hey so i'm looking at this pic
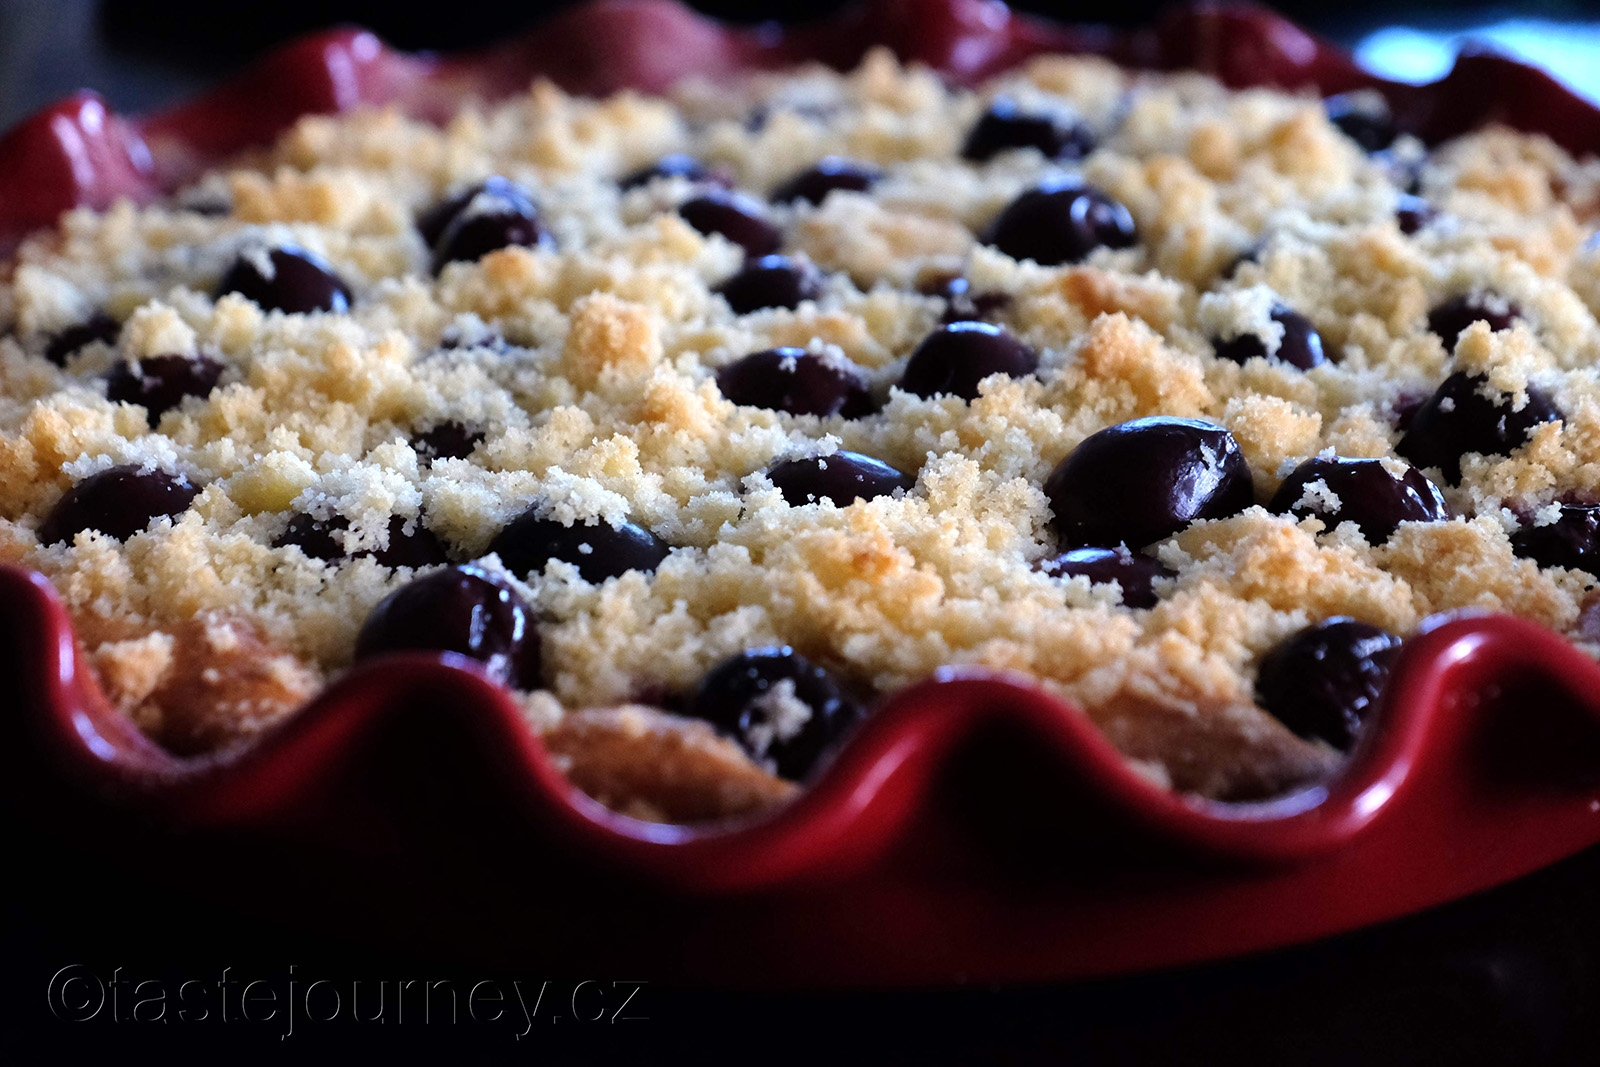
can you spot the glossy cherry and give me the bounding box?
[1212,305,1326,370]
[488,508,671,583]
[716,347,873,417]
[714,255,824,314]
[426,177,551,273]
[898,321,1038,400]
[618,153,726,190]
[216,244,351,314]
[1396,372,1562,484]
[44,311,120,366]
[771,157,880,205]
[678,189,782,257]
[765,452,915,506]
[410,421,485,462]
[1324,93,1398,153]
[1045,417,1254,549]
[1269,456,1449,544]
[417,176,535,244]
[743,100,839,132]
[1037,547,1175,609]
[275,513,450,568]
[371,518,454,568]
[38,465,200,544]
[983,178,1137,267]
[433,209,550,273]
[1220,243,1262,281]
[354,565,541,690]
[1395,195,1437,235]
[1427,294,1523,350]
[686,646,864,780]
[1511,504,1600,576]
[274,514,346,562]
[961,98,1095,162]
[1255,617,1404,750]
[436,322,507,351]
[105,353,223,424]
[918,273,1010,324]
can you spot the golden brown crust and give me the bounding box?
[543,705,798,823]
[1088,690,1341,800]
[80,613,318,756]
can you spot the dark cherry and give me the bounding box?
[1211,305,1326,370]
[216,245,351,314]
[1395,371,1562,484]
[1391,390,1428,433]
[275,513,450,569]
[677,190,782,257]
[274,513,344,562]
[1324,93,1398,153]
[373,517,451,568]
[1395,194,1437,235]
[714,255,824,314]
[716,347,873,417]
[39,465,200,545]
[416,176,534,246]
[744,101,836,132]
[433,210,550,274]
[417,187,473,248]
[765,452,916,506]
[1374,149,1424,194]
[1255,618,1404,750]
[488,508,670,584]
[427,179,551,273]
[175,189,233,217]
[771,157,881,205]
[44,312,120,366]
[410,421,485,462]
[960,98,1096,163]
[1511,504,1600,576]
[1269,456,1449,544]
[1037,547,1175,609]
[1220,243,1262,281]
[105,353,223,424]
[354,565,541,689]
[436,322,507,352]
[917,273,1010,324]
[686,647,863,780]
[898,321,1038,400]
[1427,294,1522,350]
[1045,417,1255,549]
[983,178,1137,267]
[618,153,727,190]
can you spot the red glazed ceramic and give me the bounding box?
[3,0,1600,986]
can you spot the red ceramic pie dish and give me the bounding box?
[3,0,1600,988]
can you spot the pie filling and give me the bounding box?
[2,52,1598,822]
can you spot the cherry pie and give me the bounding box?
[3,40,1598,822]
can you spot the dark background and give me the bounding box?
[2,1,1600,130]
[5,1,1600,1063]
